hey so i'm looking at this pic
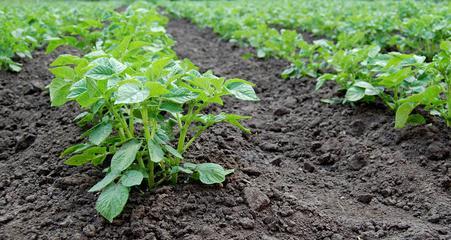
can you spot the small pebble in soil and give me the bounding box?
[239,217,255,229]
[273,107,290,116]
[243,187,270,211]
[241,167,261,176]
[270,156,283,166]
[348,154,367,171]
[303,162,315,172]
[260,142,279,152]
[357,194,374,204]
[83,224,96,237]
[426,142,449,160]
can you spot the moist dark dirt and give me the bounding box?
[1,20,450,240]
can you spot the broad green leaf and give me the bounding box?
[163,87,198,104]
[345,86,365,102]
[225,80,259,101]
[89,122,113,145]
[197,163,234,184]
[120,170,143,187]
[50,66,74,79]
[86,58,126,80]
[111,140,142,172]
[148,139,164,163]
[378,68,412,88]
[51,54,81,67]
[88,171,120,192]
[145,82,170,97]
[67,79,87,99]
[159,101,183,114]
[49,78,70,106]
[46,38,65,54]
[95,183,129,222]
[353,81,380,95]
[115,83,149,104]
[395,102,417,128]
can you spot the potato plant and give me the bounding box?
[49,4,258,222]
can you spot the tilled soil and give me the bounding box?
[0,20,450,240]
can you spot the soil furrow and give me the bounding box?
[165,19,451,240]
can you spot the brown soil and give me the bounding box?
[0,19,450,240]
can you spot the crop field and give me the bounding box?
[0,0,450,239]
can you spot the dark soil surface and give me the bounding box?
[1,19,450,240]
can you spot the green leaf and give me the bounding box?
[159,101,183,114]
[225,80,259,101]
[163,143,183,159]
[145,82,170,97]
[120,170,144,187]
[407,114,426,126]
[148,139,164,163]
[95,183,129,222]
[111,140,142,172]
[67,79,87,99]
[353,81,380,96]
[46,38,65,54]
[224,114,251,133]
[49,66,75,79]
[395,102,417,128]
[64,153,93,166]
[345,86,365,102]
[163,87,198,104]
[378,68,412,88]
[111,36,132,59]
[89,122,113,145]
[115,83,150,104]
[86,58,126,80]
[51,54,81,67]
[88,171,120,192]
[196,163,234,184]
[60,143,91,157]
[9,62,22,72]
[48,78,70,106]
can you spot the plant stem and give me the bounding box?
[183,126,207,152]
[129,105,135,137]
[393,87,399,109]
[177,104,195,153]
[137,152,145,169]
[107,102,131,141]
[141,106,154,189]
[447,79,451,126]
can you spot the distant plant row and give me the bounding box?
[163,0,451,128]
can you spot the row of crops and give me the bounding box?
[1,1,258,221]
[0,1,121,71]
[163,0,451,128]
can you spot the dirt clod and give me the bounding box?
[243,187,271,211]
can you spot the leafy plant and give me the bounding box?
[49,4,258,222]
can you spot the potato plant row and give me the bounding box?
[164,0,449,59]
[163,0,451,128]
[46,2,258,222]
[0,0,122,71]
